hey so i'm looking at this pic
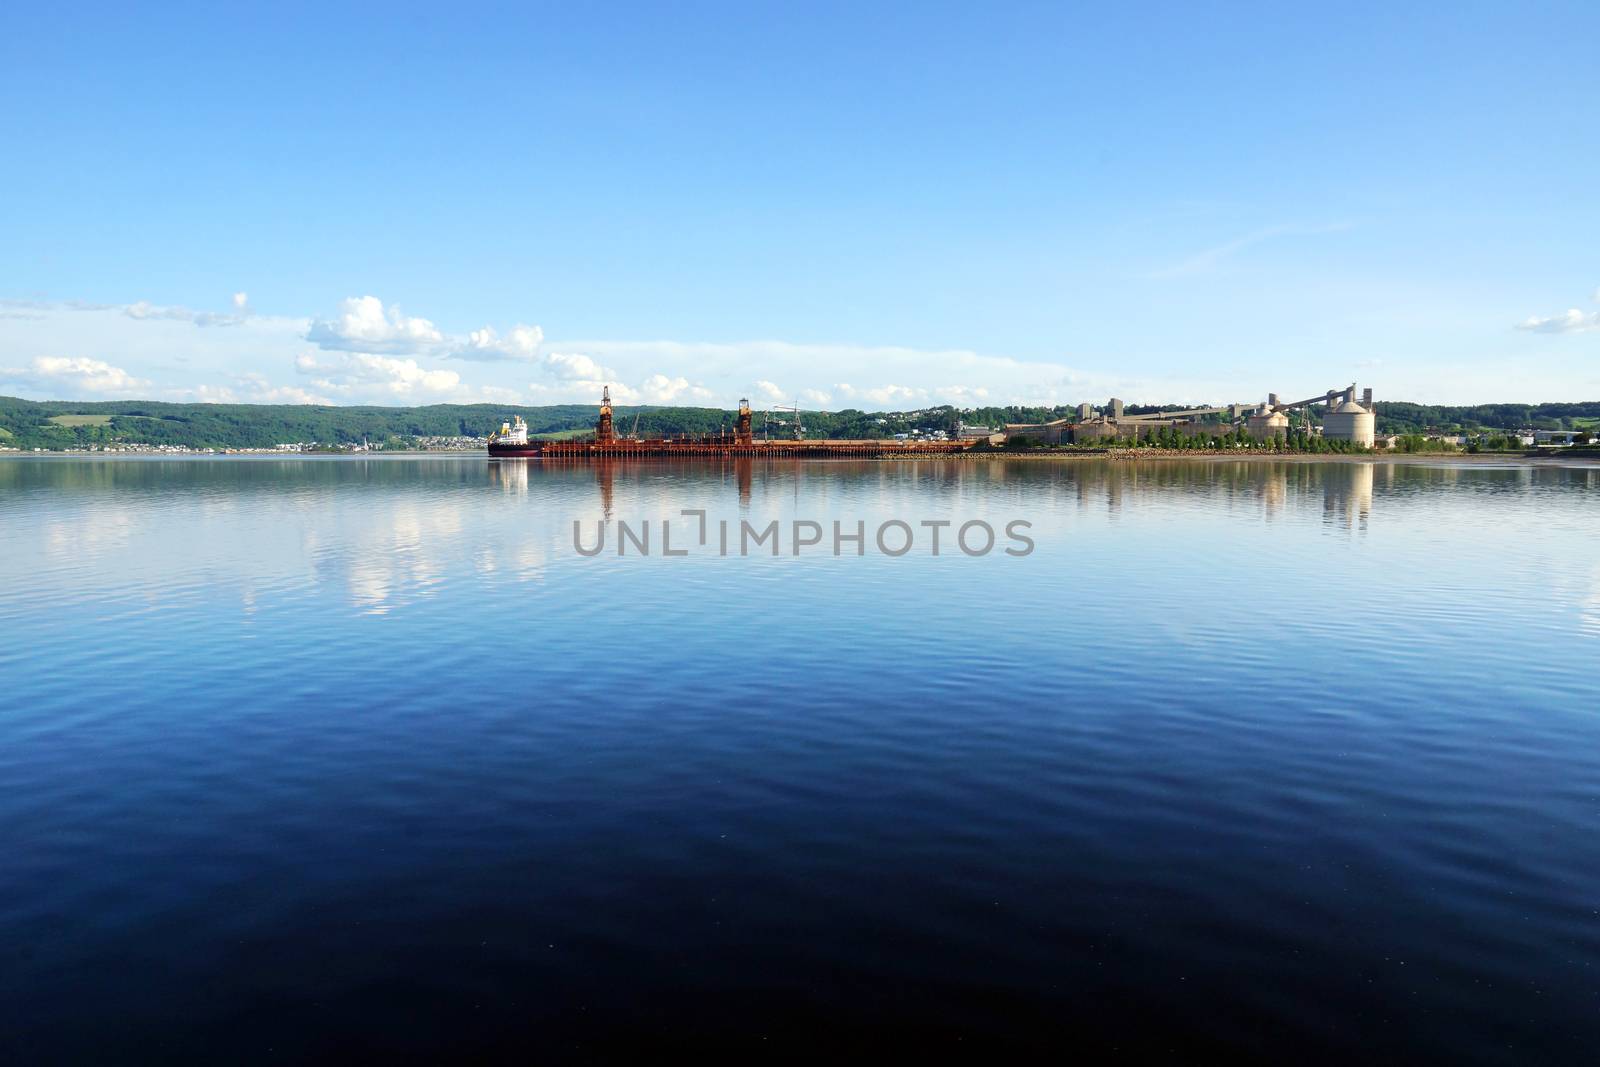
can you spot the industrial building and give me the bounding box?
[1003,384,1378,447]
[1323,394,1377,447]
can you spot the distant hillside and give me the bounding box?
[1371,401,1600,434]
[0,396,596,451]
[3,394,1597,451]
[0,395,916,451]
[0,394,1069,450]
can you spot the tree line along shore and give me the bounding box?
[2,394,1597,454]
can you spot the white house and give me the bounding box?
[1535,430,1581,446]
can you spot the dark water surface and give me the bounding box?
[2,456,1597,1062]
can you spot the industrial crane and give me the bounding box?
[761,401,805,441]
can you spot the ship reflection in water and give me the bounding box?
[490,454,757,516]
[3,455,1582,617]
[1,454,1598,1059]
[486,455,1395,536]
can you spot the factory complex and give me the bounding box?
[1002,385,1378,448]
[487,383,1387,461]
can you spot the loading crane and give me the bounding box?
[762,401,805,441]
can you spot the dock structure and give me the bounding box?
[529,437,975,458]
[489,389,977,459]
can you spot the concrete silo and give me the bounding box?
[1246,409,1290,439]
[1324,399,1376,446]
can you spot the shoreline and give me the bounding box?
[4,449,1596,467]
[960,449,1599,466]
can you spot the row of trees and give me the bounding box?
[0,396,605,451]
[0,394,972,450]
[1375,401,1600,434]
[1006,425,1375,453]
[955,400,1600,436]
[5,392,1598,451]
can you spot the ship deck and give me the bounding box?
[499,437,978,458]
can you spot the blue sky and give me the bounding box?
[2,2,1596,407]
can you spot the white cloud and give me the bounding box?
[297,351,463,399]
[527,370,714,406]
[825,383,982,407]
[531,378,636,403]
[453,323,545,362]
[181,383,334,405]
[2,356,151,395]
[125,299,247,327]
[29,298,117,311]
[934,385,990,404]
[541,351,618,381]
[266,385,332,404]
[6,295,253,328]
[1516,309,1600,334]
[306,296,445,354]
[173,372,332,406]
[638,374,714,404]
[471,384,525,404]
[306,295,553,367]
[0,302,1159,410]
[26,285,1599,411]
[183,384,240,402]
[832,382,929,406]
[125,301,183,321]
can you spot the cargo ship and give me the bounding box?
[488,388,978,458]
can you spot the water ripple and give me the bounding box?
[1,456,1596,1060]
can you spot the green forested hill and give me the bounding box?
[2,394,1597,451]
[1370,401,1600,434]
[0,396,605,450]
[0,395,981,449]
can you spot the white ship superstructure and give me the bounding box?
[493,416,530,446]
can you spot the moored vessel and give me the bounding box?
[488,388,976,459]
[487,415,544,457]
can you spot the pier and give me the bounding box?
[490,389,978,459]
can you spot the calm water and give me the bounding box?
[2,456,1597,1061]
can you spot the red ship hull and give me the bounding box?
[486,441,551,457]
[487,392,982,459]
[488,437,976,459]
